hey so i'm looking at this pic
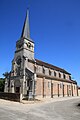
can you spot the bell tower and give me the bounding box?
[15,9,34,61]
[4,10,35,98]
[12,9,34,77]
[4,10,35,99]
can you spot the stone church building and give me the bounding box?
[4,10,78,99]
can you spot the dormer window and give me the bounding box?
[49,70,51,76]
[54,71,56,77]
[63,74,66,79]
[43,67,45,74]
[69,76,71,80]
[59,73,61,78]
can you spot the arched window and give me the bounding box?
[16,56,21,66]
[54,71,56,77]
[59,73,61,78]
[69,76,71,80]
[43,67,45,74]
[16,56,22,76]
[63,74,66,79]
[49,70,51,76]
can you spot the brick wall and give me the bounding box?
[35,77,78,99]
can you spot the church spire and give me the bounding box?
[21,9,30,39]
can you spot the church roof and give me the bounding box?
[35,59,71,75]
[21,10,71,76]
[71,80,77,84]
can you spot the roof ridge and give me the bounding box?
[35,58,71,75]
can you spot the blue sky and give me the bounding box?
[0,0,80,85]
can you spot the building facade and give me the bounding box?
[4,10,78,99]
[78,87,80,96]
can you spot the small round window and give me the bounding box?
[16,56,21,65]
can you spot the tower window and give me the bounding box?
[27,42,31,49]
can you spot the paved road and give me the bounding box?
[0,97,80,120]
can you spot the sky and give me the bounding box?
[0,0,80,85]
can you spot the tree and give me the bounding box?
[0,78,5,92]
[3,72,10,79]
[0,72,10,92]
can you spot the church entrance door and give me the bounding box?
[15,87,20,93]
[14,80,21,94]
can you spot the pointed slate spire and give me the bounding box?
[21,9,30,39]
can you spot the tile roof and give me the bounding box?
[35,59,71,75]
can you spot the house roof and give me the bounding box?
[35,59,71,75]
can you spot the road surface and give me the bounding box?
[0,97,80,120]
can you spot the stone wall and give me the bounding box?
[0,92,21,102]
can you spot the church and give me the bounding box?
[4,10,78,100]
